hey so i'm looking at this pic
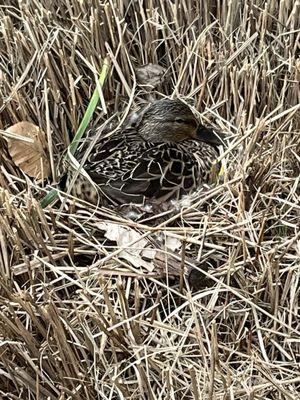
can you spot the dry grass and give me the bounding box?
[0,1,299,399]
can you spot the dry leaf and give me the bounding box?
[5,122,51,179]
[97,222,156,271]
[164,236,182,252]
[135,63,166,88]
[97,222,186,274]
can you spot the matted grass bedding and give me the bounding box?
[0,1,299,399]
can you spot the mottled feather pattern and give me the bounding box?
[68,129,219,205]
[66,99,221,205]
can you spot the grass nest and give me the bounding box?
[0,1,299,399]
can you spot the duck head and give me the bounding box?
[131,99,198,142]
[129,99,224,146]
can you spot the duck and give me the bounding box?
[66,99,223,206]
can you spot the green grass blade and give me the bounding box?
[40,188,59,208]
[68,57,109,156]
[40,57,109,208]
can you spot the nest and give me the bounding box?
[0,1,299,399]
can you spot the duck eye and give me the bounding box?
[175,118,185,123]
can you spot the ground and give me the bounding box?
[0,1,299,399]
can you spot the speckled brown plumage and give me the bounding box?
[66,99,223,205]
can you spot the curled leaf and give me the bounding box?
[5,122,51,179]
[97,222,156,270]
[136,63,166,88]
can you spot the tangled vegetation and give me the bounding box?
[0,1,299,399]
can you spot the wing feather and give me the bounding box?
[73,129,219,204]
[98,143,208,203]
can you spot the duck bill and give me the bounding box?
[197,125,225,146]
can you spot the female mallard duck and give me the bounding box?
[68,99,223,205]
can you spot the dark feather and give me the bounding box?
[66,99,222,205]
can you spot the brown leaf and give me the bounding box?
[135,63,166,88]
[5,122,51,179]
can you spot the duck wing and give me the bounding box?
[88,141,216,204]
